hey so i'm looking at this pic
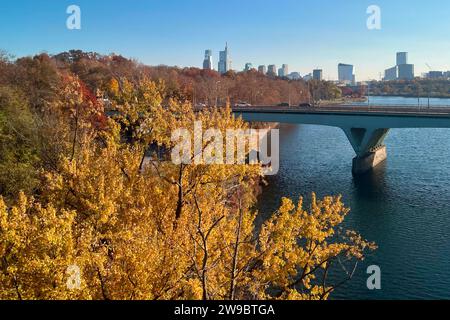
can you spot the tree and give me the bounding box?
[251,195,375,300]
[0,193,80,300]
[0,60,376,300]
[0,86,39,199]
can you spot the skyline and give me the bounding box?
[1,0,450,80]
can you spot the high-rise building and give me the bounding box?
[384,66,398,81]
[398,64,414,80]
[396,52,408,65]
[427,71,444,79]
[203,50,213,70]
[338,63,355,84]
[278,68,284,77]
[278,64,288,77]
[313,69,323,81]
[258,65,267,74]
[267,65,277,77]
[218,43,231,74]
[383,52,414,81]
[244,63,253,71]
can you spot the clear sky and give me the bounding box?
[1,0,449,80]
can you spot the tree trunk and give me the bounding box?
[229,200,243,300]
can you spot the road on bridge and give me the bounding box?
[232,105,450,117]
[231,104,450,174]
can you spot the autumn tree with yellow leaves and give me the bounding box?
[0,76,375,300]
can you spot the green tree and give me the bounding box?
[0,86,39,200]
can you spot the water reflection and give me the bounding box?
[257,123,450,299]
[352,160,388,201]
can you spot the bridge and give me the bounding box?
[232,105,450,175]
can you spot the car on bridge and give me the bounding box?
[298,103,313,108]
[277,102,290,107]
[235,101,252,107]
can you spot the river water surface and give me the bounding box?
[256,96,450,299]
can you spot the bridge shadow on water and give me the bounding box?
[352,160,389,202]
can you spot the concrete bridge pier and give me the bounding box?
[233,106,450,176]
[352,145,387,175]
[342,127,390,175]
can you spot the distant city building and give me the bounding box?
[427,71,444,79]
[398,64,414,80]
[287,72,301,80]
[258,65,267,74]
[383,52,414,81]
[444,71,450,79]
[267,65,277,76]
[303,73,313,81]
[244,63,254,71]
[384,66,398,81]
[313,69,323,81]
[338,63,355,84]
[203,50,213,70]
[278,68,284,77]
[396,52,408,65]
[218,43,231,74]
[278,64,289,77]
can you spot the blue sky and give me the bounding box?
[1,0,449,80]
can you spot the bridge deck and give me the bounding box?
[232,105,450,118]
[230,104,450,174]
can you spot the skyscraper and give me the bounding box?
[313,69,323,81]
[258,65,267,74]
[396,52,408,65]
[384,52,414,81]
[278,68,284,77]
[218,43,231,74]
[203,50,213,70]
[267,65,277,77]
[384,66,398,81]
[338,63,355,84]
[244,63,253,71]
[278,64,289,77]
[398,64,414,80]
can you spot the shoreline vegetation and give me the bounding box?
[0,49,376,300]
[368,79,450,99]
[368,93,450,99]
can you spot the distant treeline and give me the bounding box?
[369,79,450,98]
[1,49,342,107]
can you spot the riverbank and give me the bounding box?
[355,95,450,106]
[371,93,450,99]
[318,97,367,105]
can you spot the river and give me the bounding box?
[256,96,450,299]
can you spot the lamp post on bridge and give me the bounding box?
[288,84,291,107]
[308,81,312,106]
[417,82,421,111]
[425,63,432,109]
